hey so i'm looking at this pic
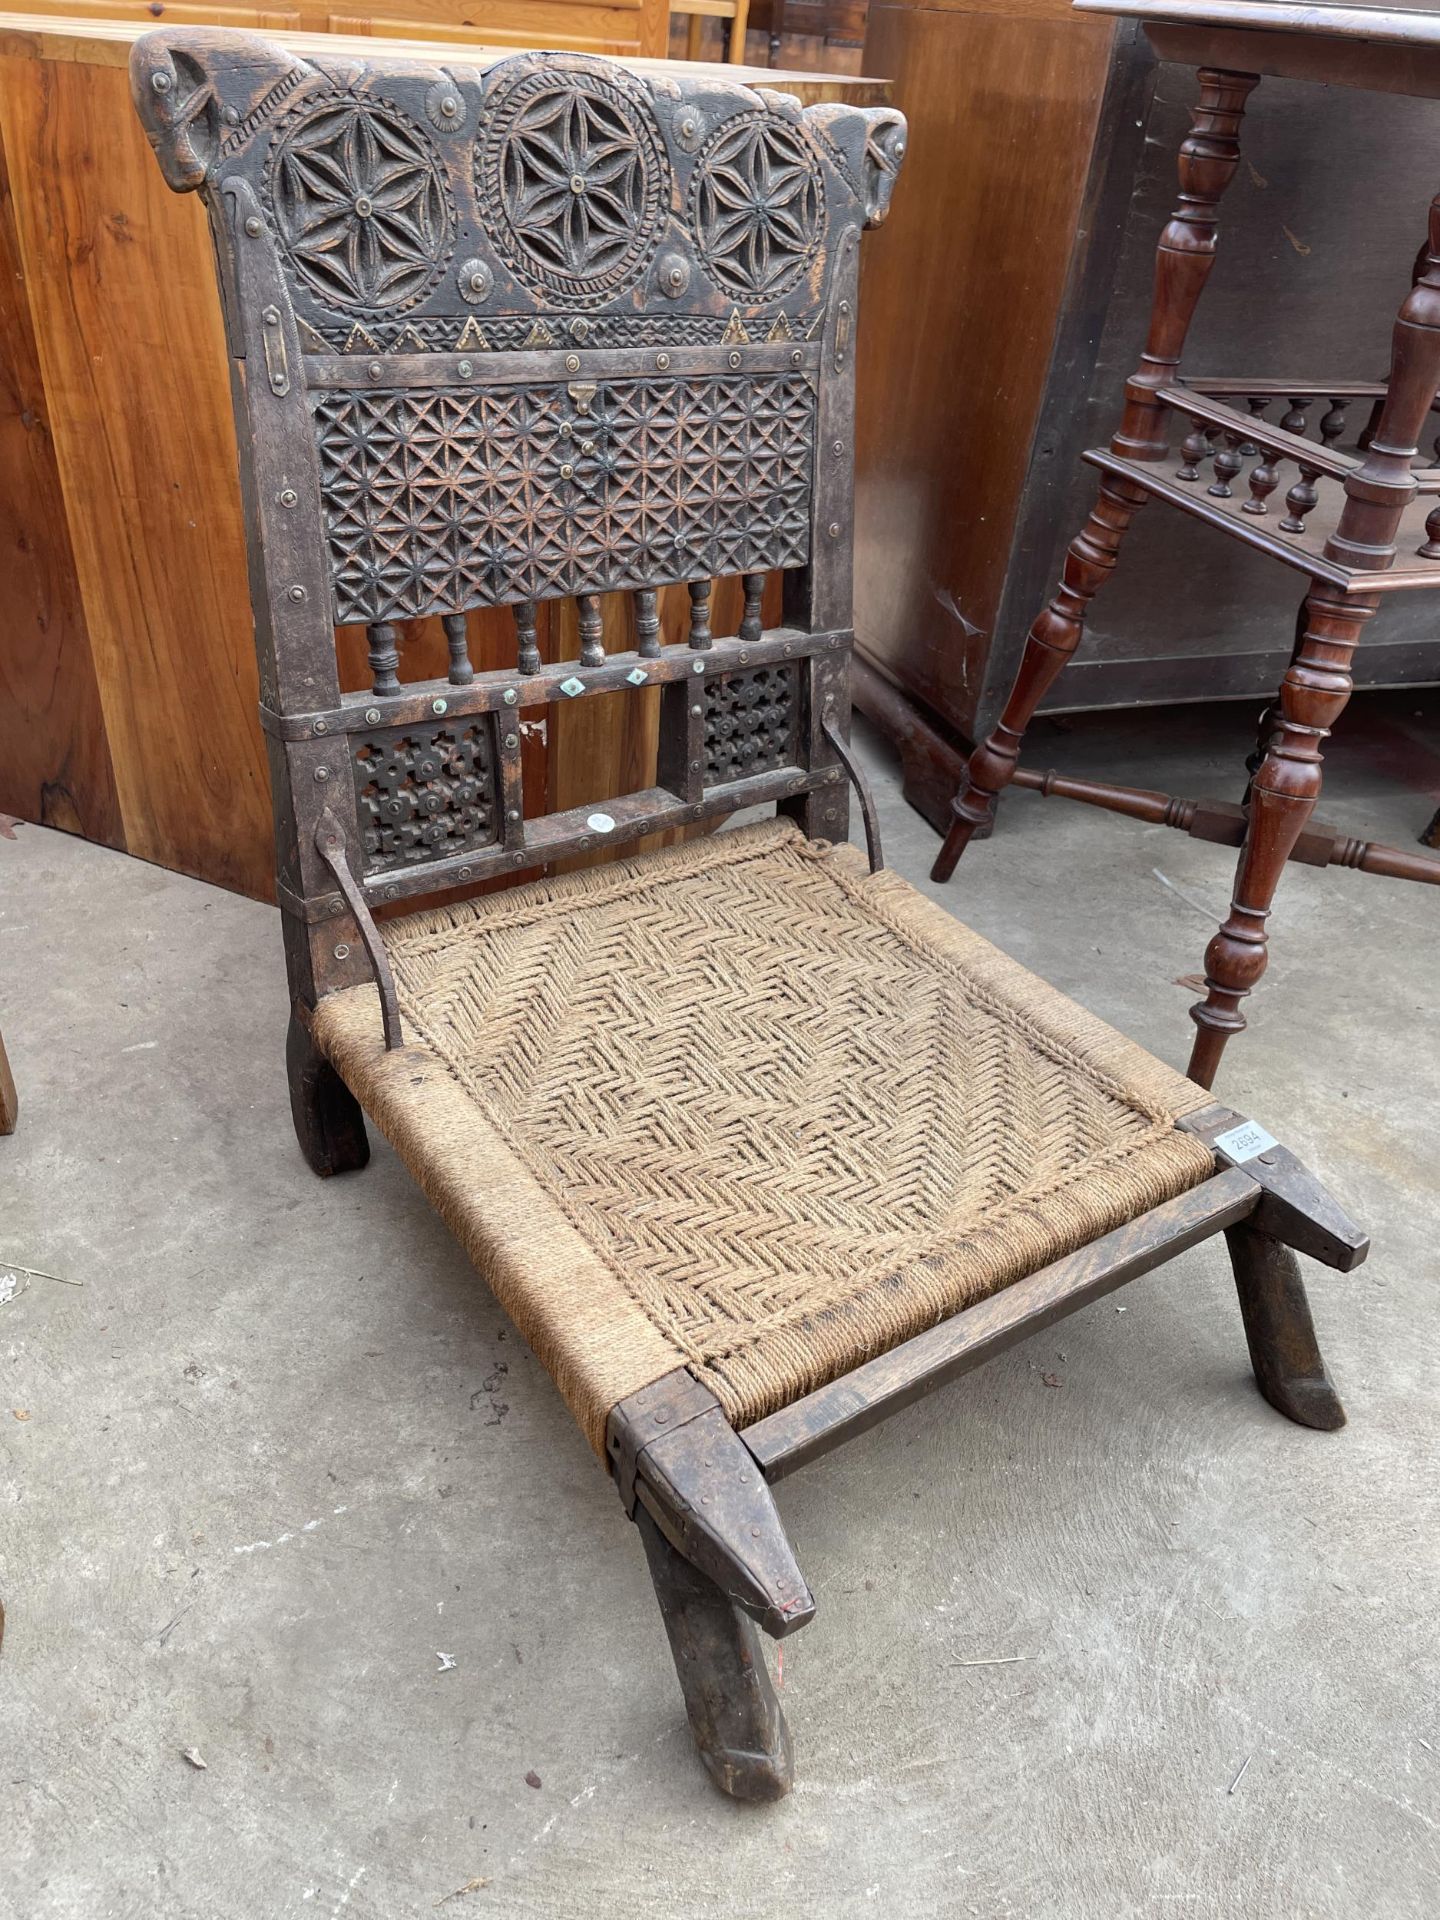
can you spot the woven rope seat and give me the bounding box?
[314,820,1215,1452]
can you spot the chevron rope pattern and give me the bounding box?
[315,823,1215,1431]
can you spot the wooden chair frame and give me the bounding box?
[133,26,1363,1801]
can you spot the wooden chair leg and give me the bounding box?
[685,9,704,60]
[0,1028,17,1136]
[727,0,750,63]
[635,1506,795,1802]
[286,1009,369,1177]
[1225,1223,1345,1431]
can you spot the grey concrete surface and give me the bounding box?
[1,693,1437,1920]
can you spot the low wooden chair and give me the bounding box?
[132,28,1364,1801]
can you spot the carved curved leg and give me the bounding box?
[1188,591,1373,1087]
[931,476,1147,880]
[636,1506,794,1802]
[286,1009,369,1177]
[1225,1224,1345,1430]
[932,66,1259,885]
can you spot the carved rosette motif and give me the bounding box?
[312,372,816,624]
[689,112,824,302]
[704,666,800,784]
[268,96,454,311]
[353,723,498,871]
[475,64,669,307]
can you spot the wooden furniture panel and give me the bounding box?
[0,13,883,898]
[853,0,1117,730]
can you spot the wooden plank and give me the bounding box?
[853,0,1117,737]
[0,104,122,848]
[0,51,274,895]
[742,1168,1261,1481]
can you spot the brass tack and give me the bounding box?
[507,808,520,822]
[502,688,518,704]
[458,359,473,378]
[689,760,700,773]
[738,651,749,663]
[656,352,671,370]
[728,350,741,369]
[791,349,803,366]
[313,719,328,735]
[504,733,518,749]
[692,660,705,674]
[278,488,297,507]
[692,806,703,818]
[333,942,350,959]
[560,463,574,480]
[691,704,702,717]
[313,766,330,782]
[288,584,307,601]
[828,522,841,539]
[368,360,383,380]
[432,697,447,714]
[565,353,580,372]
[244,216,262,238]
[832,439,844,457]
[365,707,381,724]
[459,866,472,880]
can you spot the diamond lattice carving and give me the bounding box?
[312,372,816,624]
[268,98,453,312]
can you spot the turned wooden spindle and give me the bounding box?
[1279,464,1320,533]
[740,572,765,645]
[1280,395,1311,436]
[1238,395,1269,456]
[634,588,661,658]
[442,612,473,686]
[687,579,713,650]
[577,593,605,667]
[1188,586,1377,1087]
[1208,432,1244,497]
[1418,503,1440,558]
[1177,421,1211,480]
[933,65,1258,885]
[1327,193,1440,573]
[514,599,541,676]
[1319,397,1349,447]
[932,474,1147,881]
[366,621,401,696]
[1241,445,1281,515]
[1111,68,1260,463]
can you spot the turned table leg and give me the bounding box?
[932,66,1260,884]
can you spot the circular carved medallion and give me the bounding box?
[689,111,824,302]
[475,64,669,306]
[269,98,453,312]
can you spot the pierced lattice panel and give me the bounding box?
[704,665,800,785]
[352,722,499,872]
[313,372,817,625]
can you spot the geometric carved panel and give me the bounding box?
[312,371,816,624]
[352,722,498,872]
[704,664,800,784]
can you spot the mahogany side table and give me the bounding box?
[932,0,1440,1088]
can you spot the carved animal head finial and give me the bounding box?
[860,110,907,228]
[131,37,221,191]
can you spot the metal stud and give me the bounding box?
[314,766,330,782]
[244,216,262,238]
[368,360,383,381]
[313,719,329,735]
[626,667,648,686]
[365,708,381,724]
[278,488,297,508]
[656,352,671,371]
[458,359,473,378]
[288,584,307,603]
[728,350,742,370]
[692,660,705,674]
[150,70,171,92]
[560,676,585,698]
[565,353,580,372]
[333,942,350,960]
[502,688,518,704]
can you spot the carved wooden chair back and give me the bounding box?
[131,29,904,1038]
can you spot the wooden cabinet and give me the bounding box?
[0,11,882,899]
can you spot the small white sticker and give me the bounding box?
[586,812,616,834]
[1213,1120,1278,1164]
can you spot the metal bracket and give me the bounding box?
[313,809,403,1051]
[1179,1105,1369,1272]
[606,1371,815,1639]
[821,713,884,871]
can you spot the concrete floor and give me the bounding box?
[2,693,1437,1919]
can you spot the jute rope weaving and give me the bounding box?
[314,821,1216,1453]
